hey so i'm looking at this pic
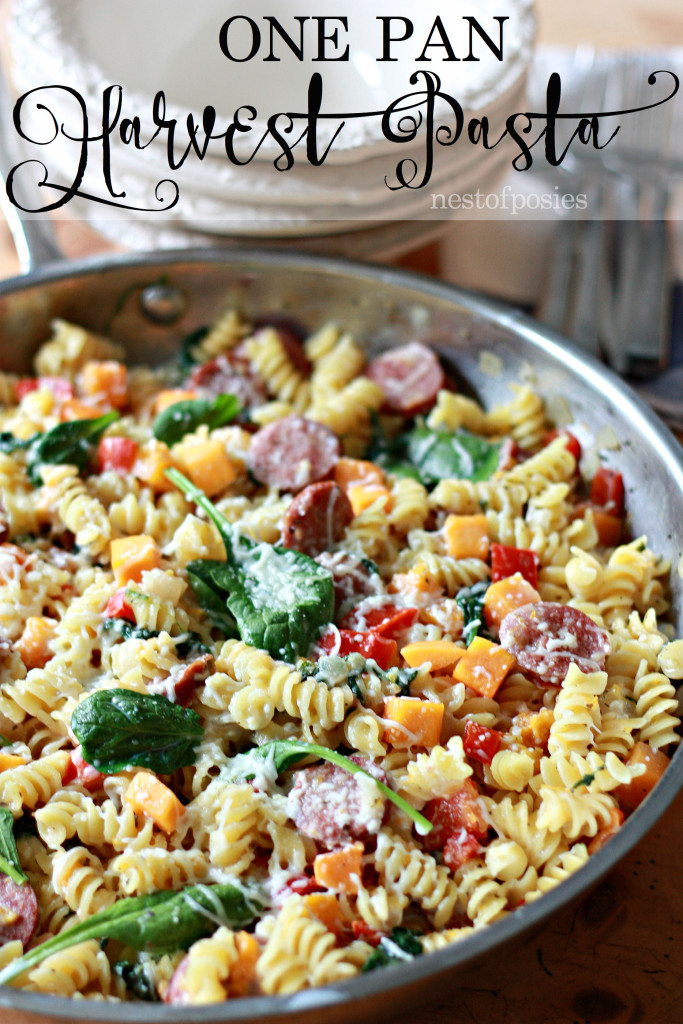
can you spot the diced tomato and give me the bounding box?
[97,436,138,475]
[340,603,419,639]
[104,588,135,622]
[352,920,383,947]
[318,628,398,671]
[544,429,582,463]
[421,779,489,851]
[283,875,324,898]
[463,721,502,764]
[590,467,625,516]
[67,745,105,791]
[443,831,483,873]
[14,378,39,401]
[490,543,539,589]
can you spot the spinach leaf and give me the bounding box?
[153,394,240,447]
[113,961,160,1001]
[168,469,334,662]
[222,739,432,835]
[71,689,203,774]
[368,418,501,488]
[185,559,240,637]
[0,734,10,748]
[361,927,424,972]
[0,882,262,985]
[103,619,159,643]
[27,411,120,486]
[297,654,417,704]
[405,427,501,486]
[455,580,491,647]
[178,326,209,371]
[0,433,37,455]
[0,807,28,885]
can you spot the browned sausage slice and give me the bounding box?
[499,602,611,686]
[366,342,445,416]
[248,416,341,492]
[281,482,353,557]
[188,353,267,410]
[287,760,387,849]
[0,875,39,948]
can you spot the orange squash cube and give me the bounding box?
[313,842,364,894]
[16,616,57,670]
[382,696,444,748]
[444,514,490,560]
[124,771,184,834]
[484,573,540,630]
[133,440,176,492]
[173,439,238,497]
[453,636,516,699]
[304,893,346,938]
[615,742,670,812]
[80,360,128,408]
[401,640,465,673]
[0,751,28,771]
[110,534,162,586]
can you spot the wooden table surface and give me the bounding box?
[1,3,682,1023]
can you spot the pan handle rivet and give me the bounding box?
[139,284,187,325]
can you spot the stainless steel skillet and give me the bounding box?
[0,245,681,1024]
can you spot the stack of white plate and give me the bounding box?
[8,0,535,254]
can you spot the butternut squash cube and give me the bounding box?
[453,636,516,699]
[110,534,162,586]
[313,842,364,894]
[444,514,489,560]
[382,696,444,748]
[173,439,237,497]
[124,770,184,834]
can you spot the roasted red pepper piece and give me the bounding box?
[340,603,419,639]
[421,779,489,851]
[97,436,138,475]
[318,628,398,671]
[590,467,625,516]
[463,720,502,764]
[490,543,539,589]
[104,588,135,622]
[544,429,581,463]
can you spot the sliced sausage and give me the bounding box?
[499,602,612,687]
[188,353,267,411]
[0,875,39,948]
[314,551,385,614]
[281,481,353,557]
[248,416,341,492]
[286,759,387,849]
[365,342,445,416]
[170,654,213,706]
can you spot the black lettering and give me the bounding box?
[263,16,308,61]
[416,17,459,62]
[463,16,508,61]
[219,16,260,62]
[312,17,349,61]
[376,16,413,61]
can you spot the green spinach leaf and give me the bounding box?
[455,580,491,646]
[28,411,120,486]
[405,427,501,486]
[167,469,334,662]
[113,961,160,1001]
[361,927,424,972]
[153,394,241,447]
[0,807,28,885]
[0,433,37,455]
[0,882,262,985]
[222,739,432,835]
[71,689,203,774]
